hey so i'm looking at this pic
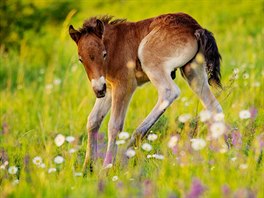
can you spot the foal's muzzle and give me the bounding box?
[94,83,106,98]
[91,76,107,98]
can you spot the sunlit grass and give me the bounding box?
[1,0,264,197]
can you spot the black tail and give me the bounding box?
[195,29,222,88]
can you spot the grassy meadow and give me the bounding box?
[0,0,264,197]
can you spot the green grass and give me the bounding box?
[1,0,264,197]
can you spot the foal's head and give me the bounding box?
[69,19,107,98]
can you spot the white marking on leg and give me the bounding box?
[159,100,169,111]
[91,76,106,91]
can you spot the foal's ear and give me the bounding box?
[94,19,104,39]
[69,25,81,44]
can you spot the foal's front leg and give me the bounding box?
[103,84,135,167]
[83,90,111,172]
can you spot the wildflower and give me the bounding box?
[190,138,206,150]
[181,97,188,102]
[126,149,136,158]
[69,148,77,154]
[178,114,192,123]
[48,168,57,173]
[147,134,158,141]
[0,161,8,170]
[66,136,75,143]
[32,156,43,166]
[186,178,206,198]
[219,144,228,153]
[8,166,18,175]
[239,110,251,119]
[74,172,83,177]
[213,113,225,122]
[233,68,239,74]
[54,134,65,147]
[147,154,152,158]
[40,163,46,168]
[168,136,178,148]
[112,176,118,181]
[141,143,152,151]
[210,122,226,139]
[152,154,164,160]
[116,140,126,145]
[257,133,264,150]
[253,81,260,87]
[231,131,242,147]
[231,157,237,162]
[104,163,113,169]
[243,73,249,79]
[54,156,64,164]
[53,78,62,85]
[118,132,130,140]
[239,164,248,169]
[45,84,53,90]
[45,84,53,94]
[199,110,212,122]
[12,179,19,185]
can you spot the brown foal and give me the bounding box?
[69,13,222,172]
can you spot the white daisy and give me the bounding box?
[48,168,57,173]
[126,149,136,158]
[116,140,126,145]
[118,132,130,140]
[239,110,251,119]
[190,138,206,151]
[32,156,43,166]
[69,148,77,154]
[54,156,64,164]
[152,154,164,160]
[239,164,248,169]
[54,134,65,147]
[40,163,46,168]
[8,166,18,175]
[104,163,113,169]
[178,114,192,123]
[167,136,178,148]
[53,78,62,85]
[74,172,83,177]
[141,143,152,152]
[199,110,212,122]
[210,122,226,139]
[66,136,75,143]
[213,112,225,122]
[112,176,118,181]
[147,134,158,141]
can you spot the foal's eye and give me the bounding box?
[89,55,95,61]
[79,58,83,63]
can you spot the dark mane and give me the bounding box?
[79,15,127,35]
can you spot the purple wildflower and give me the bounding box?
[186,178,206,198]
[231,131,242,148]
[249,107,258,119]
[222,184,231,197]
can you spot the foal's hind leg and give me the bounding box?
[180,60,222,113]
[128,67,180,147]
[83,89,112,173]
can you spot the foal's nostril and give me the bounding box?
[102,83,106,91]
